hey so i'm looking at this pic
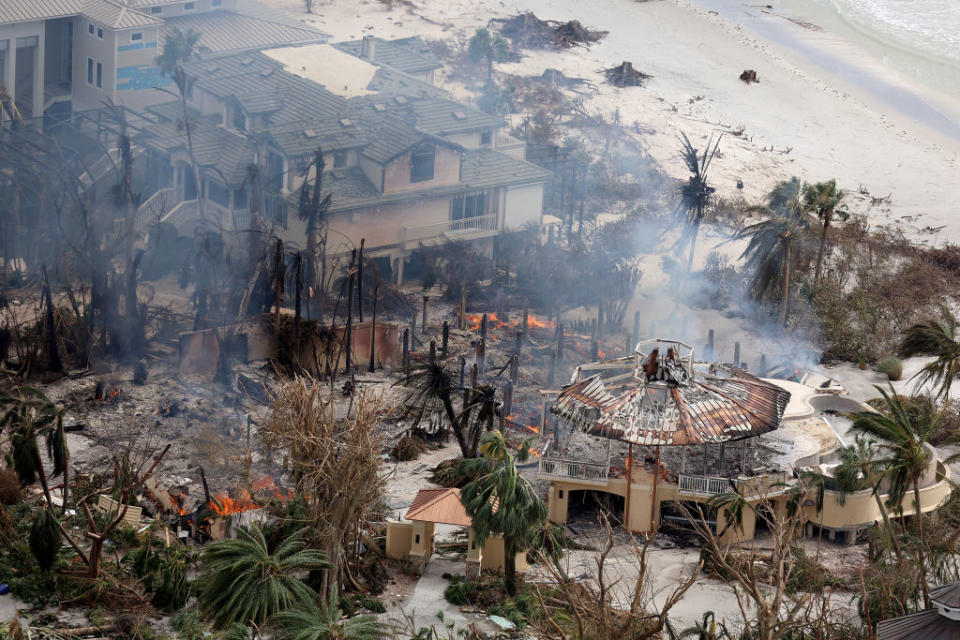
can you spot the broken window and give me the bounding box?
[410,144,435,183]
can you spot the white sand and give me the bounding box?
[254,0,960,243]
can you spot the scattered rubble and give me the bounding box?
[492,12,607,49]
[739,69,760,84]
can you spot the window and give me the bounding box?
[231,106,245,132]
[86,57,94,85]
[207,181,230,208]
[150,6,161,13]
[131,32,142,41]
[333,150,347,168]
[451,192,487,221]
[558,490,564,499]
[96,61,102,88]
[480,130,492,146]
[88,23,94,35]
[414,534,421,545]
[97,27,103,39]
[184,1,195,9]
[409,144,434,183]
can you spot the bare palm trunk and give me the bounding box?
[814,219,830,283]
[873,489,903,561]
[913,479,930,607]
[504,542,518,596]
[779,240,791,327]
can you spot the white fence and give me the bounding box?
[402,213,498,250]
[677,474,732,496]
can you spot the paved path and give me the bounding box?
[385,556,495,637]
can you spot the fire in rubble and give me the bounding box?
[465,312,556,333]
[209,490,260,515]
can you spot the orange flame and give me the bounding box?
[465,312,556,333]
[251,476,295,502]
[210,490,260,515]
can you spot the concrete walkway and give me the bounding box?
[386,557,495,636]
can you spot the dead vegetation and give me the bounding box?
[491,13,607,49]
[604,62,653,88]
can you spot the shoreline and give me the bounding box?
[270,0,960,242]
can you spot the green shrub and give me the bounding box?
[443,575,478,606]
[877,357,903,381]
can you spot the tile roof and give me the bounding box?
[405,488,472,527]
[0,0,85,24]
[461,148,550,189]
[336,37,442,74]
[360,115,443,164]
[162,10,327,54]
[932,582,960,608]
[551,347,790,446]
[408,98,504,136]
[266,119,373,159]
[82,0,162,28]
[876,609,960,640]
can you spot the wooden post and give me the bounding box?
[522,303,529,341]
[625,443,633,532]
[591,318,597,342]
[548,351,556,387]
[514,331,523,357]
[411,310,418,338]
[477,339,485,375]
[470,363,478,388]
[734,342,741,368]
[441,321,449,358]
[480,313,488,341]
[649,444,660,533]
[459,356,466,387]
[429,340,436,365]
[345,263,355,373]
[504,381,513,417]
[510,353,519,386]
[422,296,429,334]
[368,284,378,373]
[402,328,409,380]
[597,305,604,339]
[459,289,467,330]
[357,238,365,323]
[556,324,564,362]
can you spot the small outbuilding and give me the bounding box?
[877,582,960,639]
[386,488,529,576]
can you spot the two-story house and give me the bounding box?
[0,0,326,120]
[131,41,545,283]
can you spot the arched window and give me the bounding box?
[410,144,435,183]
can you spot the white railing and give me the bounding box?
[136,187,174,228]
[401,213,498,250]
[538,457,609,483]
[678,474,732,496]
[161,200,199,234]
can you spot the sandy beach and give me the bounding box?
[255,0,960,244]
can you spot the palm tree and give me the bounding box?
[0,387,68,508]
[833,434,903,561]
[676,132,721,274]
[458,431,547,595]
[468,28,509,81]
[850,384,941,606]
[198,525,330,628]
[802,179,847,284]
[900,318,960,402]
[736,177,809,327]
[298,149,332,314]
[400,357,459,440]
[677,611,728,639]
[272,587,385,640]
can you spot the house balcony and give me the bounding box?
[400,213,499,251]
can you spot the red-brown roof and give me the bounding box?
[405,488,473,527]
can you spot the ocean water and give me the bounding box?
[831,0,960,64]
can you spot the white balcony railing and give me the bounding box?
[538,457,609,484]
[401,213,498,250]
[136,187,174,229]
[678,474,731,496]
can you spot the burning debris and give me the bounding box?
[604,61,653,88]
[492,12,607,49]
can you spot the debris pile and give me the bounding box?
[739,69,760,84]
[604,61,653,88]
[493,12,607,49]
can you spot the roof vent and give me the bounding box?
[373,103,386,111]
[206,64,219,73]
[261,68,274,77]
[453,111,467,120]
[240,57,253,66]
[304,129,317,138]
[394,96,407,104]
[340,118,352,127]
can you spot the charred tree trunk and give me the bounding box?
[41,266,63,373]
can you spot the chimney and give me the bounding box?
[361,35,376,61]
